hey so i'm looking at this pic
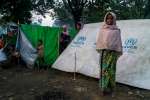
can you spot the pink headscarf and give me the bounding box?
[63,25,69,35]
[96,12,122,55]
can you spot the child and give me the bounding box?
[36,39,44,70]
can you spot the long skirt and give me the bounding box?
[99,49,119,92]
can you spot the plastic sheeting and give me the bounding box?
[52,19,150,90]
[0,48,7,62]
[0,27,7,36]
[20,24,77,65]
[17,29,37,68]
[20,25,61,65]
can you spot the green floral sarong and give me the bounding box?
[99,49,119,92]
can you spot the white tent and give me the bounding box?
[52,19,150,90]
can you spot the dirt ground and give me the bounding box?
[0,65,150,100]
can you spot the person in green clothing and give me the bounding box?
[96,12,123,96]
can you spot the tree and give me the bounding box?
[52,1,72,20]
[32,0,54,15]
[83,0,109,23]
[144,0,150,18]
[103,0,147,19]
[52,0,149,25]
[0,0,54,24]
[129,0,146,19]
[0,0,33,23]
[62,0,88,28]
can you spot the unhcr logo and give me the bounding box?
[125,38,137,46]
[73,36,86,45]
[71,36,86,47]
[123,38,138,49]
[123,38,138,53]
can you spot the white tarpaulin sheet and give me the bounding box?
[0,27,7,36]
[52,19,150,89]
[17,30,38,68]
[0,48,7,62]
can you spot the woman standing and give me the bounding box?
[59,25,71,54]
[96,12,122,96]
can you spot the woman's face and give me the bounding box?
[106,14,113,25]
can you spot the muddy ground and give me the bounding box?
[0,65,150,100]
